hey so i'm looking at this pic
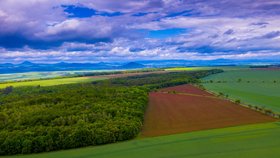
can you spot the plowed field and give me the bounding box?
[142,85,276,137]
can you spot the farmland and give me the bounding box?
[0,70,168,89]
[0,70,223,156]
[141,84,275,137]
[0,77,106,89]
[165,66,249,72]
[203,69,280,113]
[1,68,279,158]
[4,122,280,158]
[165,67,209,71]
[0,70,114,82]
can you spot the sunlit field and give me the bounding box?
[0,77,107,89]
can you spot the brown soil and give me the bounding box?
[159,84,212,96]
[141,84,277,137]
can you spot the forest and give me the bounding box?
[104,69,223,89]
[0,69,222,155]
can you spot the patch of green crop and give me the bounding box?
[3,122,280,158]
[0,77,106,89]
[203,69,280,113]
[165,67,209,71]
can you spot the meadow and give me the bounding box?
[0,77,107,89]
[3,122,280,158]
[203,69,280,113]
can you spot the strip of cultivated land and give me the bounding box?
[141,84,276,137]
[0,77,106,89]
[4,122,280,158]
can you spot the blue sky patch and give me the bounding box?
[148,28,187,38]
[63,5,123,18]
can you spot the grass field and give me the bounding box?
[3,122,280,158]
[0,77,107,89]
[165,67,209,71]
[165,66,249,72]
[203,69,280,113]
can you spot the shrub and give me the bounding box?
[235,99,241,104]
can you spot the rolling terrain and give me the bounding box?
[1,68,279,158]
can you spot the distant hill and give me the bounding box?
[19,61,37,66]
[119,62,146,69]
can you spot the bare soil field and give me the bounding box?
[159,84,212,96]
[141,85,276,137]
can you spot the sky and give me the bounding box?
[0,0,280,63]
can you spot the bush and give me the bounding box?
[235,99,241,104]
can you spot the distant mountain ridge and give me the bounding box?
[0,59,279,74]
[0,61,147,74]
[119,62,145,69]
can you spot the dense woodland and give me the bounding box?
[0,69,222,155]
[102,69,223,89]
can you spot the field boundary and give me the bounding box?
[196,84,280,119]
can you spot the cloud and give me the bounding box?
[261,31,280,39]
[0,0,280,63]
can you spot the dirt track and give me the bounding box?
[141,84,276,137]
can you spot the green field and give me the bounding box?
[165,67,209,71]
[0,77,106,89]
[165,66,249,72]
[3,122,280,158]
[203,69,280,113]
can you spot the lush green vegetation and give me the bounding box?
[203,69,280,113]
[3,122,280,158]
[0,69,223,155]
[0,77,106,89]
[0,84,148,155]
